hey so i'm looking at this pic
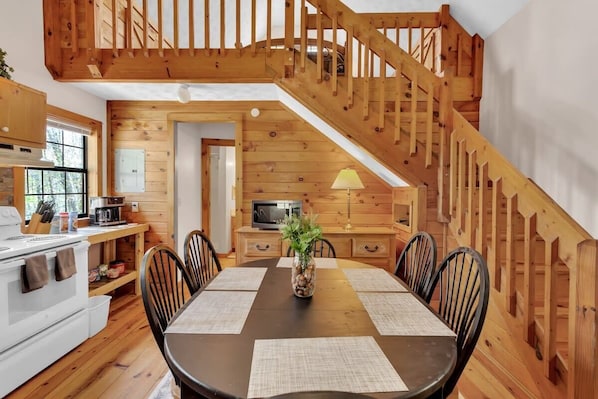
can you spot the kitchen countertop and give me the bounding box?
[64,223,149,244]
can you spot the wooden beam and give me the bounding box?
[43,0,64,78]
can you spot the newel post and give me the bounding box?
[572,239,598,398]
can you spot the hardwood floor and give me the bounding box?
[5,254,500,399]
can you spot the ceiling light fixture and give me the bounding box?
[177,84,191,104]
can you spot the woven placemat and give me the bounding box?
[204,267,267,291]
[166,290,257,334]
[358,292,457,336]
[247,336,407,398]
[343,268,407,292]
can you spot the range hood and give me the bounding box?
[0,142,54,168]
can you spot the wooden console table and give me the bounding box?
[78,223,149,296]
[236,226,397,271]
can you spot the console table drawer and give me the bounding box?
[352,236,391,258]
[325,237,352,257]
[242,235,281,257]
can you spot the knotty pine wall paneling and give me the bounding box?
[108,100,394,260]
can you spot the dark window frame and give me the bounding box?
[24,124,89,222]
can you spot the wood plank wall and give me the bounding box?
[108,100,393,262]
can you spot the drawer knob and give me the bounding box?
[1,126,8,133]
[364,245,379,253]
[255,244,270,251]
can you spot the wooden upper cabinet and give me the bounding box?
[0,77,47,148]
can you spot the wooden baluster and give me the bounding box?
[505,194,518,316]
[316,5,323,83]
[449,133,458,218]
[356,41,362,78]
[331,10,338,95]
[300,0,306,71]
[419,25,424,64]
[266,0,272,55]
[362,39,370,120]
[456,139,466,231]
[408,20,413,56]
[370,47,374,78]
[126,0,133,56]
[284,0,294,75]
[425,82,433,167]
[235,0,241,49]
[466,151,477,246]
[395,17,400,50]
[346,25,353,108]
[394,63,402,143]
[187,0,194,55]
[173,0,179,56]
[523,213,537,344]
[378,50,386,131]
[543,238,559,382]
[409,73,417,155]
[456,33,462,76]
[491,178,503,290]
[142,0,148,56]
[111,0,117,57]
[431,30,436,73]
[204,0,210,55]
[251,0,256,55]
[220,0,225,54]
[158,0,163,57]
[477,162,489,258]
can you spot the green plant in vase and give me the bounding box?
[0,48,14,80]
[281,212,322,298]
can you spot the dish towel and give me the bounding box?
[21,254,49,293]
[55,247,77,281]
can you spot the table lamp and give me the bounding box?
[331,168,364,230]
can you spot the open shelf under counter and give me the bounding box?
[76,223,149,297]
[236,226,397,271]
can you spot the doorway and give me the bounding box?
[201,138,235,255]
[173,116,241,258]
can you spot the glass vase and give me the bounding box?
[291,252,316,298]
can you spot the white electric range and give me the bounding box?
[0,206,91,397]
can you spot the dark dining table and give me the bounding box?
[164,258,457,399]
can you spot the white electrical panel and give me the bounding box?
[114,149,145,192]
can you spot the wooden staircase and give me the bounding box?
[41,1,598,398]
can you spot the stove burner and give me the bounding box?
[26,235,67,242]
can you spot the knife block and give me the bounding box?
[26,214,51,234]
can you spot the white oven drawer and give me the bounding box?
[0,240,90,353]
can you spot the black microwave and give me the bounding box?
[252,200,302,230]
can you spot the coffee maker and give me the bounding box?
[89,196,127,226]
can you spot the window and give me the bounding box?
[24,120,89,220]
